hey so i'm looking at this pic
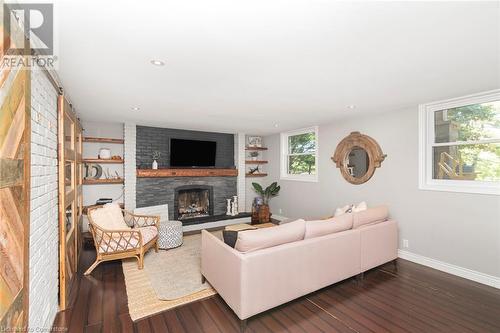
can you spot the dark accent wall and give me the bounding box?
[136,177,237,220]
[136,126,235,169]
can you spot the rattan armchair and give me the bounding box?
[85,207,160,275]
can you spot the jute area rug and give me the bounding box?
[122,232,220,321]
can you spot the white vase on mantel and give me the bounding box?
[152,160,158,169]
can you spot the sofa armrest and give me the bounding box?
[359,219,398,271]
[201,230,246,319]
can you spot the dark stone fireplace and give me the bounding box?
[136,176,237,223]
[174,185,214,220]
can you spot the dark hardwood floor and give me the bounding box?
[53,247,500,333]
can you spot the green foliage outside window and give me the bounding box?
[436,101,500,181]
[287,132,316,175]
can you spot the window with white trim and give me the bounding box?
[280,126,318,182]
[419,90,500,195]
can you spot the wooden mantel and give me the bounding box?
[137,168,238,178]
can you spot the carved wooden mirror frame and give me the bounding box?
[331,131,386,185]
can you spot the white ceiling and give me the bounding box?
[55,0,500,134]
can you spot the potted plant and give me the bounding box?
[249,151,259,161]
[152,151,161,169]
[252,182,280,223]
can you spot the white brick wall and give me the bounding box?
[29,69,59,329]
[124,122,137,209]
[235,133,246,211]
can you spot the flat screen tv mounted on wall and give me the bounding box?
[170,138,217,167]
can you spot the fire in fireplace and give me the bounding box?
[174,185,214,220]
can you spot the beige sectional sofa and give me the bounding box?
[201,206,398,322]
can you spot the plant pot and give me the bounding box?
[258,204,271,223]
[152,160,158,169]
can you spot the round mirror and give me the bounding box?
[332,132,386,185]
[347,147,369,178]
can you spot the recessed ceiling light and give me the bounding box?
[150,59,165,66]
[131,107,140,111]
[347,105,356,109]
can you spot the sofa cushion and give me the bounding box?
[353,205,389,229]
[235,219,306,253]
[304,213,353,239]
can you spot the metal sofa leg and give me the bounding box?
[393,259,398,272]
[240,319,247,332]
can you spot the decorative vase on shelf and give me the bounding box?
[152,160,158,169]
[258,204,271,223]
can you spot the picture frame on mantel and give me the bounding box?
[247,136,262,147]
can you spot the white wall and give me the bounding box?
[124,122,136,210]
[264,108,500,278]
[29,69,59,329]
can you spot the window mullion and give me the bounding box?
[432,138,500,147]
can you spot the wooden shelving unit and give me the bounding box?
[245,160,268,164]
[83,178,124,185]
[246,173,268,177]
[83,137,124,144]
[83,158,124,164]
[245,146,268,151]
[245,144,268,177]
[83,136,124,187]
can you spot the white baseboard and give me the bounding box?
[398,250,500,289]
[270,214,288,222]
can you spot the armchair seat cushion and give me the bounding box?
[97,226,158,254]
[139,226,158,244]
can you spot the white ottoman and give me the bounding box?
[158,220,183,249]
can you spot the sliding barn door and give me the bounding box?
[58,95,81,309]
[0,58,31,329]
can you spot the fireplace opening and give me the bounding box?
[174,185,214,221]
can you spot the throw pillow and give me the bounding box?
[334,204,353,217]
[222,230,239,248]
[352,201,368,212]
[103,203,130,229]
[334,201,368,216]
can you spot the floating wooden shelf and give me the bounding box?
[137,168,238,178]
[83,178,124,185]
[246,173,268,177]
[245,146,268,151]
[245,160,268,164]
[83,137,124,144]
[83,158,124,164]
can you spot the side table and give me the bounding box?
[158,220,183,249]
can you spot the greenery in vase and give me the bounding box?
[249,151,259,158]
[252,182,280,205]
[152,151,161,161]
